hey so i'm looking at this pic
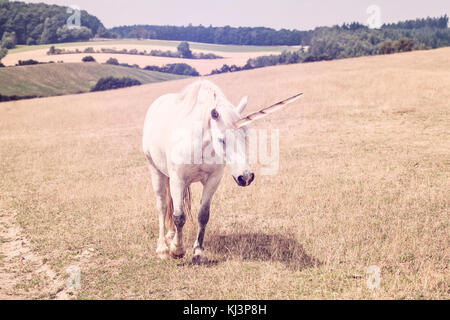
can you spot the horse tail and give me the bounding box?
[165,182,193,229]
[164,182,174,230]
[184,185,193,223]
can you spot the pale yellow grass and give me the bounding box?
[2,44,281,75]
[0,48,449,299]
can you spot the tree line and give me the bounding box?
[110,24,309,46]
[110,16,449,47]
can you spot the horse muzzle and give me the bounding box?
[233,172,255,187]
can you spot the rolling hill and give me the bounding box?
[0,62,186,98]
[0,47,448,299]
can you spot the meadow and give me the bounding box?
[0,63,185,97]
[0,47,448,299]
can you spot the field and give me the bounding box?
[0,47,448,299]
[9,39,301,54]
[2,39,298,75]
[0,63,185,98]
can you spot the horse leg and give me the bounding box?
[192,171,223,265]
[164,182,176,243]
[149,166,170,259]
[169,176,187,259]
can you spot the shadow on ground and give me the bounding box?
[203,232,320,270]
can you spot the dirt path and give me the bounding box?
[0,209,70,300]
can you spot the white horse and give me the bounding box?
[143,80,302,264]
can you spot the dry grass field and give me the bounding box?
[3,41,286,75]
[0,47,448,299]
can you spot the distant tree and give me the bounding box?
[48,45,56,55]
[56,25,92,43]
[1,31,17,49]
[39,17,58,44]
[378,40,395,54]
[177,41,192,58]
[82,55,96,62]
[395,38,415,52]
[95,26,119,39]
[105,57,119,65]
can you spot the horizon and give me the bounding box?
[17,0,450,30]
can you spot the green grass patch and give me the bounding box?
[0,62,186,98]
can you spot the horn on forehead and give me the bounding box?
[234,93,303,128]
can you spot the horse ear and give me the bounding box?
[211,108,219,120]
[236,96,248,114]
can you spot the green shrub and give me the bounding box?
[82,56,96,62]
[105,57,119,65]
[144,63,199,76]
[91,76,142,92]
[17,59,39,66]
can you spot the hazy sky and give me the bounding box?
[19,0,449,30]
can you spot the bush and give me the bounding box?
[144,63,199,76]
[47,45,64,55]
[163,63,199,76]
[91,77,142,92]
[379,37,415,54]
[105,57,119,65]
[17,59,39,66]
[82,56,96,62]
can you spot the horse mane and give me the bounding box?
[176,80,240,131]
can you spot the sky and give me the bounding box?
[19,0,450,30]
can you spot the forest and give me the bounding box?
[111,16,449,48]
[0,0,111,46]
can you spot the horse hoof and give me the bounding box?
[158,252,170,260]
[156,246,170,260]
[169,243,185,259]
[192,254,208,265]
[192,247,208,265]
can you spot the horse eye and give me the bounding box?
[218,138,225,146]
[211,109,219,120]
